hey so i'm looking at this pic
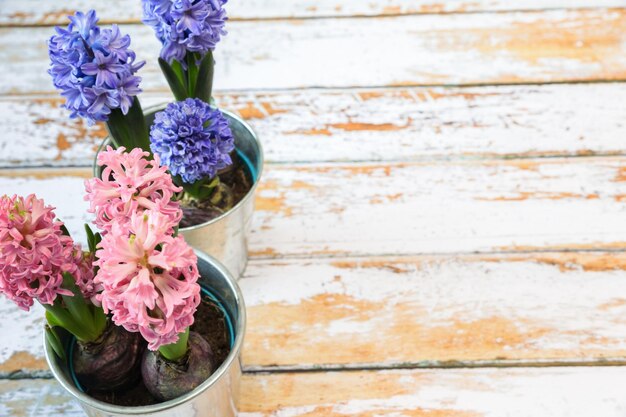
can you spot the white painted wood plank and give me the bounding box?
[3,9,626,95]
[251,158,626,257]
[1,158,626,257]
[2,84,626,167]
[4,251,626,373]
[243,252,626,368]
[4,367,626,416]
[1,0,624,26]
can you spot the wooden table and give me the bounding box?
[2,1,626,415]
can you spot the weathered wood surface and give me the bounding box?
[4,251,626,374]
[2,1,624,26]
[4,9,626,95]
[4,367,626,416]
[3,83,626,168]
[1,157,626,257]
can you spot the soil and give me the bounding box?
[84,297,231,406]
[179,152,253,228]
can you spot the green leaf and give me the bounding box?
[45,325,67,363]
[159,58,188,101]
[60,273,91,325]
[60,224,70,237]
[182,175,219,202]
[106,97,151,152]
[84,224,96,253]
[43,303,88,342]
[91,306,108,338]
[94,232,102,248]
[45,310,62,327]
[171,59,188,91]
[158,327,190,361]
[194,51,214,103]
[186,53,200,98]
[47,273,107,343]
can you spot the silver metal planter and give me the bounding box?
[44,251,246,417]
[95,105,264,279]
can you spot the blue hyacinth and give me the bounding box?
[142,0,228,65]
[150,98,235,183]
[48,10,144,125]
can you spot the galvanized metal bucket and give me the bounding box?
[44,251,246,417]
[95,105,264,279]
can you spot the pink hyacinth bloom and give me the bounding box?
[85,146,182,234]
[94,209,200,350]
[75,251,101,305]
[0,194,96,310]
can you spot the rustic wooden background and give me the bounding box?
[1,1,626,415]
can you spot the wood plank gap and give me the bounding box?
[243,358,626,374]
[3,79,626,100]
[3,6,626,29]
[3,151,626,171]
[244,247,626,262]
[5,357,626,382]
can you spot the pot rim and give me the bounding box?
[44,250,247,415]
[97,103,265,233]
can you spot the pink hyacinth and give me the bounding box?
[85,146,182,234]
[0,194,96,310]
[94,209,200,350]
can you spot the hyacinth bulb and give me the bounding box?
[141,331,214,401]
[73,322,145,392]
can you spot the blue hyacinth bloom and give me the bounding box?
[150,98,235,183]
[142,0,228,65]
[48,10,144,125]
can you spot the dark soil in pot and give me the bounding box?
[179,152,253,228]
[85,297,231,406]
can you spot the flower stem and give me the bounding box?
[158,327,190,362]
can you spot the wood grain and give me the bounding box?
[4,252,626,374]
[4,367,626,416]
[1,157,626,257]
[243,252,626,369]
[3,83,626,167]
[4,9,626,95]
[1,1,624,26]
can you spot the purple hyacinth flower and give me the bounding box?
[149,98,234,183]
[100,25,132,60]
[116,75,143,114]
[47,10,144,125]
[67,10,99,42]
[171,0,210,35]
[86,87,119,120]
[142,0,228,65]
[82,50,126,87]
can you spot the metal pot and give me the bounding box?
[95,105,264,279]
[44,251,246,417]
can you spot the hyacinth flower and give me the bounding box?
[142,0,228,102]
[149,98,236,219]
[48,10,150,152]
[85,146,183,234]
[87,147,216,400]
[0,194,143,392]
